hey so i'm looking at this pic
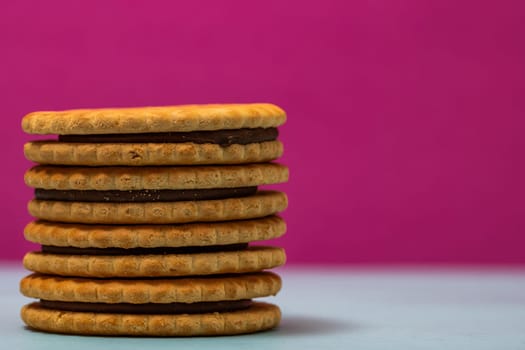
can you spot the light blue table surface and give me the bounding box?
[1,264,524,350]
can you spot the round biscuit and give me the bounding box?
[23,246,286,278]
[20,272,282,303]
[21,301,281,336]
[24,141,283,166]
[24,216,286,248]
[22,103,286,134]
[25,163,288,190]
[27,191,287,224]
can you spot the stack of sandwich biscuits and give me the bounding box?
[20,103,288,336]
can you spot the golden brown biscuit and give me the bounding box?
[21,302,281,336]
[24,216,286,248]
[20,272,281,303]
[22,103,286,135]
[23,246,286,278]
[27,191,287,224]
[25,163,288,190]
[24,141,283,166]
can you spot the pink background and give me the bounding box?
[1,1,524,263]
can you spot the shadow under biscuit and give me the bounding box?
[275,315,358,336]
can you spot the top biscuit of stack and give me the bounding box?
[22,103,286,166]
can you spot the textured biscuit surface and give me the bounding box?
[22,103,286,135]
[20,272,282,303]
[28,191,287,224]
[23,246,286,278]
[24,216,286,248]
[25,163,288,190]
[21,301,281,336]
[24,141,283,166]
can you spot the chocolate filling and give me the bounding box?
[41,243,248,256]
[39,299,252,314]
[34,187,257,202]
[58,128,278,146]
